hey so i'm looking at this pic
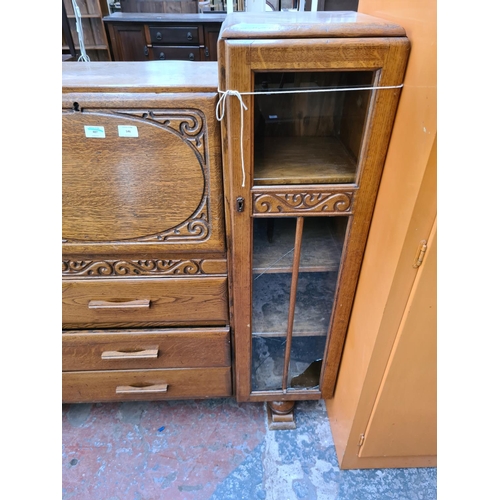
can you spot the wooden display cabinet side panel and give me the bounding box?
[220,38,409,402]
[220,41,254,401]
[217,38,238,396]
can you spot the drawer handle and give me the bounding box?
[189,53,195,61]
[156,31,162,41]
[116,384,168,394]
[88,299,151,309]
[186,31,193,41]
[101,348,159,360]
[159,52,165,60]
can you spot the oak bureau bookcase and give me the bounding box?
[62,61,231,402]
[62,12,410,426]
[217,11,410,427]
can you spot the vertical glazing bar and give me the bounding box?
[281,217,304,392]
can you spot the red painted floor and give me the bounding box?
[62,399,437,500]
[63,399,266,500]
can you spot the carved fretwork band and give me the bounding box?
[62,108,211,244]
[252,191,354,216]
[62,259,227,277]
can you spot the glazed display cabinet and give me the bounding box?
[217,11,410,427]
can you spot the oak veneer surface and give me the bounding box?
[219,19,409,402]
[63,366,233,403]
[62,277,229,328]
[63,111,205,241]
[62,327,231,371]
[219,11,406,39]
[62,69,225,256]
[62,60,218,93]
[254,137,357,185]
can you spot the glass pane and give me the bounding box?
[251,219,292,391]
[253,71,375,185]
[251,216,348,392]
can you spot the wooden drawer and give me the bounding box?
[62,327,231,371]
[149,26,200,45]
[62,277,228,329]
[151,46,202,61]
[62,367,232,403]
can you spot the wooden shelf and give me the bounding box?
[67,14,102,18]
[63,44,109,50]
[254,136,357,185]
[252,218,344,274]
[63,0,110,61]
[252,270,337,337]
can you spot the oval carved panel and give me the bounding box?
[62,111,205,241]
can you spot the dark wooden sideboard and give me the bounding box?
[104,13,225,61]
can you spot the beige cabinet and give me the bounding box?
[358,217,436,459]
[326,0,436,469]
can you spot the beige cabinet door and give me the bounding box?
[358,219,437,458]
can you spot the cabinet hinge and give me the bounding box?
[358,433,365,447]
[413,240,428,268]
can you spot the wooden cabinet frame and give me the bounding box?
[218,15,410,414]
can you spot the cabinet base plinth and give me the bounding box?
[267,401,296,430]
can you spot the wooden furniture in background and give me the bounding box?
[62,0,111,61]
[62,1,77,61]
[120,0,199,13]
[217,11,410,428]
[326,0,437,469]
[62,61,231,403]
[104,13,225,61]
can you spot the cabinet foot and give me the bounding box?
[266,400,296,430]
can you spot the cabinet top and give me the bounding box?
[219,11,406,39]
[62,61,219,93]
[103,12,226,24]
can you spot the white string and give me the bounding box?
[220,83,403,97]
[71,0,91,62]
[216,90,248,187]
[216,83,404,188]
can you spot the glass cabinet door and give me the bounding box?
[251,216,347,394]
[253,70,376,185]
[219,26,410,403]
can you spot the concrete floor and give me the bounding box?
[62,398,437,499]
